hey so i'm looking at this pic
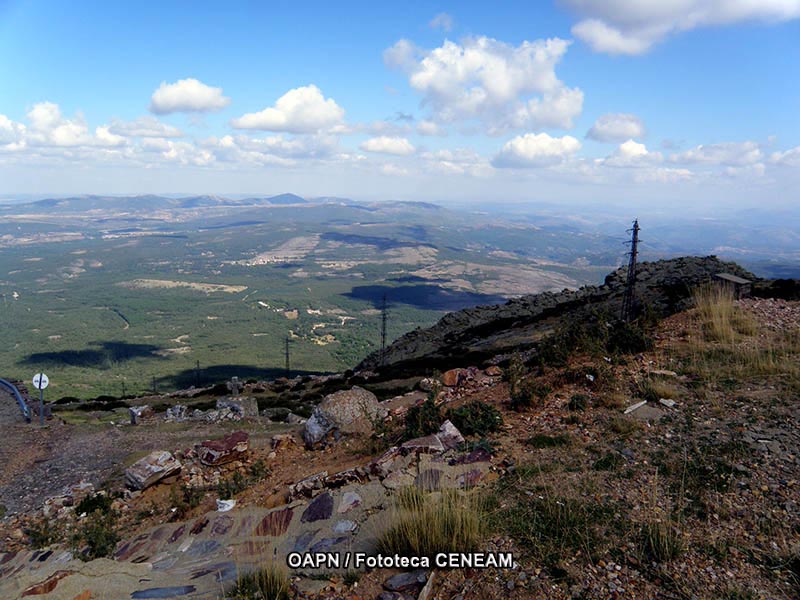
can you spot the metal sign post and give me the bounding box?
[32,372,49,426]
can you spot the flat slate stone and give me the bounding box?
[309,536,349,553]
[167,524,185,544]
[211,515,234,536]
[301,492,333,523]
[337,491,362,514]
[293,530,319,553]
[186,539,220,557]
[21,570,73,596]
[333,520,357,533]
[255,507,294,536]
[189,517,209,535]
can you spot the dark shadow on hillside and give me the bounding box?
[21,341,165,368]
[388,275,449,284]
[344,284,507,311]
[321,232,436,251]
[157,364,325,390]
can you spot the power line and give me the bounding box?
[621,219,641,323]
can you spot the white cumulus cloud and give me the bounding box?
[149,78,231,114]
[0,115,26,148]
[109,116,184,138]
[603,139,662,166]
[231,85,345,133]
[587,113,645,142]
[359,136,416,155]
[565,0,800,55]
[492,132,581,168]
[670,141,763,166]
[385,36,583,132]
[25,102,125,148]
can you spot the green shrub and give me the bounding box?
[607,321,653,354]
[568,393,589,411]
[526,433,571,448]
[592,452,624,471]
[25,519,63,549]
[446,401,502,437]
[71,510,119,560]
[75,492,114,516]
[404,398,442,439]
[507,354,551,410]
[217,471,250,499]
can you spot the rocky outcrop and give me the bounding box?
[196,431,249,466]
[357,256,757,377]
[303,386,386,448]
[125,451,182,490]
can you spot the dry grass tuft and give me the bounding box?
[377,487,485,559]
[226,561,290,600]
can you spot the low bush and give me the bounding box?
[568,393,589,411]
[446,401,503,437]
[527,433,571,449]
[71,510,120,561]
[404,398,442,439]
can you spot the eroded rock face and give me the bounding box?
[303,386,386,448]
[125,451,182,490]
[357,256,757,376]
[196,431,249,466]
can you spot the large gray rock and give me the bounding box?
[125,451,182,490]
[303,386,386,448]
[216,397,259,419]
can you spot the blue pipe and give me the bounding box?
[0,378,31,422]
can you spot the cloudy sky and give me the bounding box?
[1,0,799,210]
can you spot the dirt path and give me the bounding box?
[0,407,280,516]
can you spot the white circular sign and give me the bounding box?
[32,373,49,390]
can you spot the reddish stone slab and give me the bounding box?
[255,507,294,536]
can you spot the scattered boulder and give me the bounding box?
[442,368,465,387]
[286,412,307,424]
[125,451,182,490]
[128,405,154,425]
[289,471,328,499]
[302,386,386,448]
[216,397,259,419]
[196,431,249,466]
[436,420,465,450]
[165,405,187,422]
[485,365,503,377]
[401,434,445,455]
[271,433,297,450]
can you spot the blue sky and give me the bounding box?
[1,0,799,210]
